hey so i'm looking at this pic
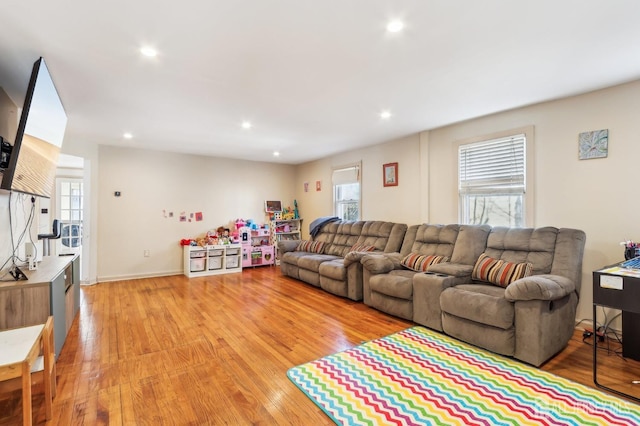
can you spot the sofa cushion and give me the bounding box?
[281,250,311,266]
[440,284,514,330]
[350,242,376,253]
[472,253,533,287]
[318,259,347,280]
[449,224,491,265]
[484,227,557,275]
[325,222,365,257]
[295,240,325,253]
[297,254,341,272]
[370,272,414,300]
[404,224,460,259]
[401,253,448,272]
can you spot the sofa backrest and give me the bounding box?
[325,221,365,257]
[313,221,339,247]
[353,221,408,254]
[483,227,558,275]
[399,224,460,259]
[450,224,492,265]
[312,220,407,257]
[481,226,586,293]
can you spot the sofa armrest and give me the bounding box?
[361,253,403,274]
[504,274,576,302]
[426,263,473,278]
[278,240,300,254]
[344,250,379,267]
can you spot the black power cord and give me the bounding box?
[0,192,36,281]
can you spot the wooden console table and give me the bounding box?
[0,255,80,357]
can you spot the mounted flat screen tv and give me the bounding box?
[1,57,67,198]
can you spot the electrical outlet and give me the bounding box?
[144,249,150,257]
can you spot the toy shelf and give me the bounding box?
[183,244,242,278]
[271,218,302,263]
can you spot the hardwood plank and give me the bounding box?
[1,266,639,425]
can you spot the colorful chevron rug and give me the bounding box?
[287,327,640,425]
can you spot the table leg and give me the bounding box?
[21,360,32,426]
[593,304,597,385]
[593,303,640,403]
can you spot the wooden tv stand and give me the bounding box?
[0,254,80,358]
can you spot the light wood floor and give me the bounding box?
[1,266,639,425]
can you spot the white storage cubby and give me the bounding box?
[183,243,242,277]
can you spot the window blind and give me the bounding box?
[459,135,525,194]
[332,165,360,185]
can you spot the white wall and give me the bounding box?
[426,79,640,323]
[0,192,39,269]
[97,146,296,281]
[295,79,640,325]
[294,133,423,238]
[0,87,37,271]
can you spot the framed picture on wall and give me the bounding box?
[383,162,398,187]
[265,200,282,212]
[578,129,608,160]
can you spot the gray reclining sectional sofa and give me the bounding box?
[362,223,586,366]
[279,219,586,366]
[278,220,408,301]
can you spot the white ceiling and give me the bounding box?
[0,1,639,165]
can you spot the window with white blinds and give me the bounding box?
[458,134,526,227]
[332,164,361,221]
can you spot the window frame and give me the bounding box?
[332,163,361,221]
[56,177,84,254]
[455,126,535,227]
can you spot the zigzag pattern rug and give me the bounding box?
[287,327,640,425]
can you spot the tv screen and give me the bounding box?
[0,57,67,198]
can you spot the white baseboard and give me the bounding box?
[96,270,183,283]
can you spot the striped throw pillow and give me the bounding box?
[472,253,533,287]
[295,240,325,254]
[350,243,376,253]
[401,253,448,272]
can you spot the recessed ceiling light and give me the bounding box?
[123,132,133,139]
[380,110,392,119]
[386,21,404,33]
[273,151,280,157]
[140,46,158,57]
[242,121,252,129]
